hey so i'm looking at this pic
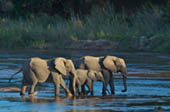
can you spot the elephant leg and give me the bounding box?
[90,82,94,96]
[102,69,110,95]
[87,80,93,96]
[81,85,86,95]
[77,84,81,96]
[72,75,77,96]
[102,82,107,95]
[109,74,115,95]
[81,85,85,94]
[28,70,39,96]
[20,84,27,96]
[29,81,38,96]
[54,82,60,97]
[59,75,72,97]
[75,79,81,96]
[20,79,27,96]
[52,73,60,97]
[69,76,73,94]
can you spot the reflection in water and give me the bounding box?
[1,77,170,111]
[19,94,130,111]
[21,96,45,103]
[0,81,170,112]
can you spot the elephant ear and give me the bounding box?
[103,56,117,73]
[54,58,67,75]
[67,60,75,69]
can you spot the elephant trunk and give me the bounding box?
[121,72,127,92]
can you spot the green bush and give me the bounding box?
[0,4,170,52]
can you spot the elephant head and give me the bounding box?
[54,58,76,75]
[103,56,127,92]
[54,57,77,95]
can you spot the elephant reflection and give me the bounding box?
[9,57,77,97]
[79,56,127,95]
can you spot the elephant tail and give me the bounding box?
[9,68,22,83]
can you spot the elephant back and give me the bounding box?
[83,56,102,72]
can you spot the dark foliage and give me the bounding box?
[0,0,168,18]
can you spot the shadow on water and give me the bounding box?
[0,49,170,111]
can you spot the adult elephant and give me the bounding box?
[79,56,127,95]
[9,57,77,97]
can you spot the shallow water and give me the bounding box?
[0,49,170,112]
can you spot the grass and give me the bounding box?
[0,5,169,52]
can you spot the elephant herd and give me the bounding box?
[9,55,128,97]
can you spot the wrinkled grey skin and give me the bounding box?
[79,56,127,95]
[9,57,77,97]
[69,69,105,96]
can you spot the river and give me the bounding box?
[0,49,170,112]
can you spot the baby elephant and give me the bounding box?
[70,69,104,96]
